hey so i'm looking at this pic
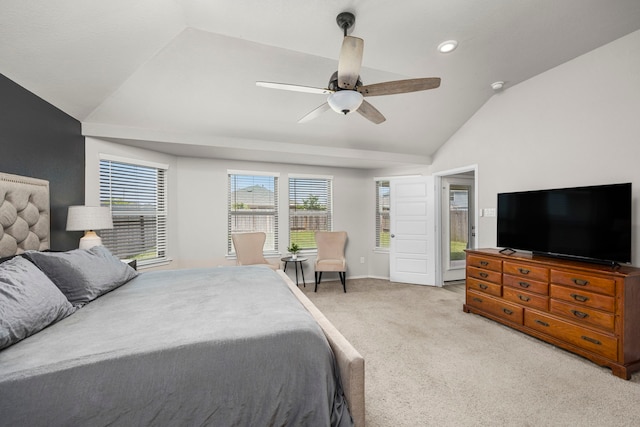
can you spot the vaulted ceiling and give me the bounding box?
[2,0,640,169]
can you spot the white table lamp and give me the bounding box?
[66,206,113,250]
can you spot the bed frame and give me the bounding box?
[0,172,365,426]
[278,270,365,426]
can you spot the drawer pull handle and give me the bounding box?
[518,268,530,275]
[480,261,489,266]
[571,310,589,319]
[518,281,531,288]
[535,319,549,327]
[479,272,488,278]
[572,278,589,286]
[570,293,589,303]
[518,295,530,302]
[479,284,488,290]
[502,308,513,315]
[581,336,602,346]
[473,297,483,303]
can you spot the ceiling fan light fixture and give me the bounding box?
[328,90,363,115]
[437,40,458,53]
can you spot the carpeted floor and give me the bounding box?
[301,278,640,427]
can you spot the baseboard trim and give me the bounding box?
[366,275,390,280]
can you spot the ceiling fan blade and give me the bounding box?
[337,36,364,90]
[256,81,333,95]
[357,100,386,124]
[298,102,332,123]
[358,77,441,97]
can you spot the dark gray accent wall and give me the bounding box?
[0,73,84,250]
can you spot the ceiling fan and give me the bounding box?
[256,12,441,124]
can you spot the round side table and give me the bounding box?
[281,256,308,287]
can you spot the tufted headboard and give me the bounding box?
[0,172,50,257]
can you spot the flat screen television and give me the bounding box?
[497,183,632,265]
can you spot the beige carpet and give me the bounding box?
[301,278,640,427]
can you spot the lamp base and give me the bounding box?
[79,231,103,250]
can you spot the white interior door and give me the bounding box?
[389,176,436,286]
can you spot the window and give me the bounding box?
[228,172,279,254]
[289,175,332,250]
[375,180,390,250]
[99,158,168,266]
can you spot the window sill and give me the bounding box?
[226,253,284,260]
[137,258,173,270]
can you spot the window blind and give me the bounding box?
[228,173,279,254]
[99,159,168,265]
[289,177,332,250]
[375,180,390,249]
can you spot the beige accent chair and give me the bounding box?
[231,232,279,270]
[314,231,347,292]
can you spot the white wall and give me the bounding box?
[85,30,640,277]
[174,157,372,284]
[428,30,640,265]
[85,138,373,282]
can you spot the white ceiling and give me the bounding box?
[2,0,640,169]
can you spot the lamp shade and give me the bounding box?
[66,206,113,231]
[327,90,364,115]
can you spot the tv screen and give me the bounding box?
[497,183,632,264]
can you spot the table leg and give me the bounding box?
[294,262,299,286]
[283,261,288,272]
[300,262,306,287]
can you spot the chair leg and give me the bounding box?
[339,272,346,293]
[315,272,322,292]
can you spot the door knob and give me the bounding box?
[391,234,395,238]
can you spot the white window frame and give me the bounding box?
[228,170,279,255]
[99,155,169,267]
[375,178,391,251]
[288,174,333,251]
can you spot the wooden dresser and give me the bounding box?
[464,248,640,379]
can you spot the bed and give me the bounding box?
[0,172,365,426]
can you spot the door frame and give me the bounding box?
[433,165,479,286]
[441,176,474,281]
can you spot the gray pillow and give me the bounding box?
[25,246,138,307]
[0,256,76,350]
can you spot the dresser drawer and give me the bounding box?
[503,274,549,295]
[467,266,501,284]
[550,299,615,332]
[550,270,615,296]
[504,261,548,282]
[466,277,501,297]
[467,254,502,272]
[550,285,615,312]
[467,290,523,325]
[524,310,617,360]
[503,287,549,311]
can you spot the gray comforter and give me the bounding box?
[0,266,352,426]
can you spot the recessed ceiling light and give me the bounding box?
[437,40,458,53]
